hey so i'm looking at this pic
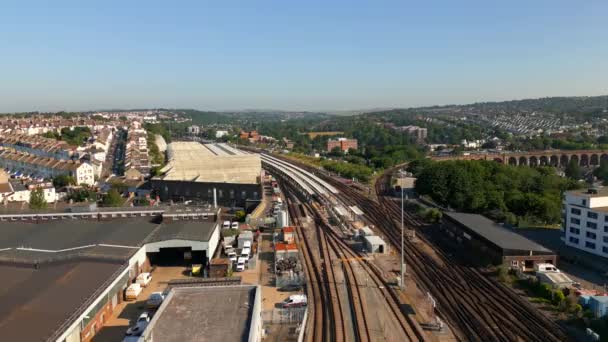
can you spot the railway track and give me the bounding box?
[274,156,570,342]
[343,171,568,341]
[276,170,426,341]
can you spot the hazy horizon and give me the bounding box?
[1,1,607,113]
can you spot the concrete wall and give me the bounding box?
[248,285,263,342]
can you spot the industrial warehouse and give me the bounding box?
[0,208,221,342]
[441,212,557,270]
[151,142,262,210]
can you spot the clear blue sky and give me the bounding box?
[1,0,607,112]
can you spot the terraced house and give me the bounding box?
[0,150,95,185]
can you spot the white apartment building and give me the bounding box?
[563,188,608,257]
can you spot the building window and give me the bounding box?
[208,189,212,198]
[253,191,259,200]
[571,208,581,215]
[588,212,598,220]
[586,232,597,239]
[587,222,598,229]
[603,246,608,254]
[229,190,235,199]
[569,227,580,235]
[586,241,596,249]
[218,190,223,198]
[569,237,579,244]
[241,191,247,199]
[604,236,608,243]
[570,217,580,225]
[583,199,587,206]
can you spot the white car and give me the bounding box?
[125,312,150,336]
[222,220,231,229]
[236,262,246,272]
[231,221,239,229]
[136,273,152,287]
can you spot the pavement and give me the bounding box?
[92,266,190,342]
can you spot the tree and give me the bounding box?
[565,159,582,180]
[234,210,246,222]
[52,175,76,188]
[102,189,124,207]
[29,188,48,209]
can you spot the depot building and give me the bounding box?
[0,207,220,342]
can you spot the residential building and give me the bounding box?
[327,138,358,152]
[563,188,608,257]
[395,125,428,140]
[0,133,76,160]
[187,125,201,134]
[0,150,95,185]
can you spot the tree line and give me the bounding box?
[409,159,581,225]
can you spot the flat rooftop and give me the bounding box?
[0,260,124,341]
[566,187,608,198]
[444,212,553,254]
[146,285,257,342]
[0,218,158,251]
[157,142,261,184]
[148,220,218,243]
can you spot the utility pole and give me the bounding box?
[400,169,405,289]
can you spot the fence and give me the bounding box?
[262,307,307,324]
[275,271,306,288]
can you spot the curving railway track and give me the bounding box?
[276,155,571,342]
[276,168,426,342]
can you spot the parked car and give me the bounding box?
[125,312,151,336]
[278,284,303,292]
[236,258,247,272]
[280,294,307,308]
[222,220,231,229]
[227,251,237,263]
[146,292,165,309]
[240,247,251,259]
[136,273,152,287]
[231,221,239,229]
[125,283,142,301]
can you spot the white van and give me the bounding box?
[125,283,142,300]
[535,263,559,273]
[231,221,239,229]
[136,273,152,287]
[236,258,247,272]
[222,220,231,229]
[240,247,251,259]
[242,240,252,249]
[227,251,237,263]
[281,294,307,308]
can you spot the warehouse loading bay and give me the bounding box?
[91,182,305,341]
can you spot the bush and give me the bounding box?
[234,210,246,222]
[29,188,47,209]
[102,189,124,207]
[422,208,443,223]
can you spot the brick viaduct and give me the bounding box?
[431,150,608,167]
